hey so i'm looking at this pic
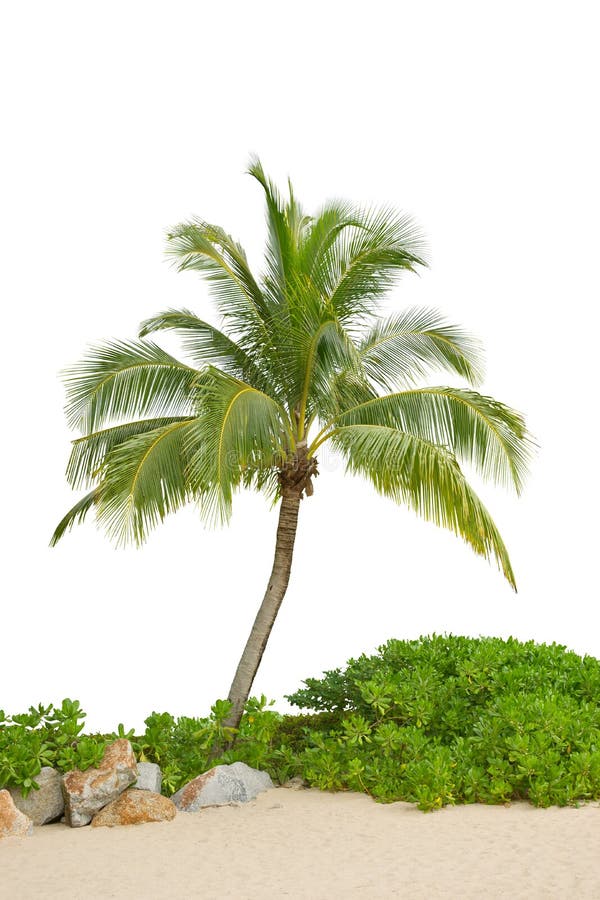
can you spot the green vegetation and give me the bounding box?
[52,160,533,731]
[0,699,107,797]
[4,637,598,812]
[284,635,600,809]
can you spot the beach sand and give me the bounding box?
[1,787,598,899]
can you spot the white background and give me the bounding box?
[2,2,598,733]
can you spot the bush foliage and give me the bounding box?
[2,636,600,811]
[284,635,600,809]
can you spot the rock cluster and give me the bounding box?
[0,740,273,840]
[62,739,139,827]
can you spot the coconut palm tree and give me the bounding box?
[52,159,532,730]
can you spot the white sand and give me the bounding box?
[1,788,598,899]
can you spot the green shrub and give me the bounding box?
[0,699,107,796]
[284,635,600,809]
[3,636,600,811]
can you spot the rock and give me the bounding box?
[0,790,33,839]
[280,776,306,790]
[8,767,64,826]
[133,762,162,793]
[91,789,176,827]
[62,739,138,827]
[171,762,273,812]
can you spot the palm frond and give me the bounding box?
[358,307,484,388]
[314,368,378,427]
[332,387,533,492]
[63,340,200,432]
[185,370,292,522]
[297,199,358,280]
[165,218,271,344]
[66,417,194,489]
[285,177,311,250]
[311,205,428,324]
[247,156,296,298]
[296,318,363,430]
[138,308,275,392]
[50,489,99,546]
[95,419,200,546]
[332,424,516,588]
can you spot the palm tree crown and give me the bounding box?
[53,158,531,587]
[52,160,533,727]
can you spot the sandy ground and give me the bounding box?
[1,788,599,899]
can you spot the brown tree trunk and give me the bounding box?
[223,485,302,732]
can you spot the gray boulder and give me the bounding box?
[171,762,273,812]
[133,762,162,794]
[62,739,138,827]
[9,767,64,825]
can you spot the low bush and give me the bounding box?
[284,635,600,809]
[2,636,600,811]
[0,699,108,797]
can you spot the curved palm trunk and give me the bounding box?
[224,486,302,731]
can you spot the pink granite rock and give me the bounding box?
[0,790,33,839]
[91,789,176,827]
[62,739,138,827]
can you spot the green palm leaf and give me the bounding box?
[95,419,200,545]
[185,370,293,522]
[63,340,200,432]
[247,156,297,299]
[297,199,359,281]
[65,417,194,490]
[358,307,484,388]
[318,368,379,422]
[138,308,275,394]
[50,489,99,547]
[331,387,532,493]
[313,206,428,323]
[166,218,271,343]
[296,318,363,431]
[332,424,516,588]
